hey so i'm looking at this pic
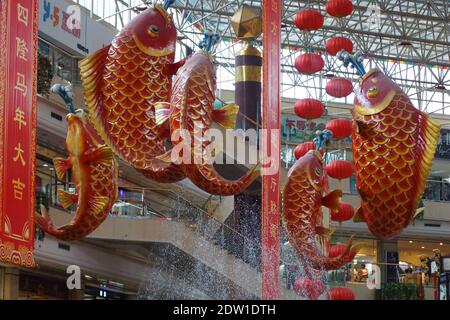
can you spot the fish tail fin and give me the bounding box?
[316,226,336,238]
[53,157,71,181]
[58,190,78,209]
[88,196,109,216]
[154,102,172,126]
[35,205,59,235]
[213,104,239,129]
[353,206,366,223]
[79,45,110,146]
[322,189,342,211]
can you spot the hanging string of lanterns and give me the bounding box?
[294,142,324,160]
[294,98,325,119]
[326,77,354,98]
[326,0,354,18]
[330,202,355,223]
[294,9,324,31]
[326,36,353,56]
[326,160,354,180]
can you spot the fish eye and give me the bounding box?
[148,25,159,37]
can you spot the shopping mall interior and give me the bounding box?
[1,0,450,301]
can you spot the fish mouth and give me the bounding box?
[133,34,175,57]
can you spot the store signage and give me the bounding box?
[42,0,81,38]
[38,0,115,56]
[0,0,38,268]
[261,0,281,300]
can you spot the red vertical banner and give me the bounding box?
[0,0,38,268]
[261,0,281,299]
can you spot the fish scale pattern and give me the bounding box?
[353,93,440,239]
[80,33,185,183]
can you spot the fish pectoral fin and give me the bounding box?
[154,102,172,126]
[322,189,342,211]
[58,190,78,209]
[83,145,113,166]
[316,226,336,238]
[353,206,367,223]
[155,150,173,163]
[53,157,72,180]
[168,59,186,75]
[413,200,425,222]
[354,119,373,139]
[58,223,74,231]
[213,104,240,129]
[88,196,109,216]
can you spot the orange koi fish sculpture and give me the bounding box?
[79,3,185,183]
[352,69,441,239]
[36,111,118,241]
[282,150,361,298]
[155,36,259,196]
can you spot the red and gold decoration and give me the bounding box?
[326,160,353,180]
[79,4,185,183]
[352,69,441,239]
[0,0,38,268]
[329,287,355,300]
[326,0,354,18]
[326,36,353,56]
[295,53,325,75]
[326,118,353,139]
[35,111,118,241]
[326,77,353,98]
[155,45,259,196]
[294,98,325,120]
[261,0,282,300]
[330,202,355,223]
[282,151,361,298]
[294,9,324,31]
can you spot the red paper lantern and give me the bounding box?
[294,142,324,160]
[326,118,352,139]
[328,243,348,258]
[294,277,325,300]
[326,77,353,98]
[326,36,353,56]
[295,53,324,75]
[326,0,354,18]
[326,160,353,180]
[330,202,354,222]
[294,9,324,31]
[294,99,324,119]
[329,287,355,300]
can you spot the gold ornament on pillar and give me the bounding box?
[231,5,262,40]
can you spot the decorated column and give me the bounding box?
[0,0,38,268]
[261,0,281,299]
[231,6,262,130]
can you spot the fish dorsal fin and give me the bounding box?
[154,102,172,126]
[213,104,240,129]
[57,190,78,209]
[88,196,109,217]
[322,189,342,211]
[83,145,113,166]
[79,45,110,145]
[53,157,72,181]
[353,206,366,223]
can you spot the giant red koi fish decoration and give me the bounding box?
[36,111,118,241]
[351,69,441,239]
[282,150,361,299]
[155,36,259,196]
[79,3,185,183]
